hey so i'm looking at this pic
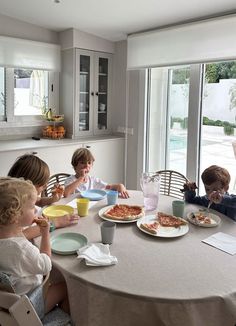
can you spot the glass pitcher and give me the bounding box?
[140,172,160,211]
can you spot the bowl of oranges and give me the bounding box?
[42,125,66,139]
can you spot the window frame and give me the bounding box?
[0,67,59,127]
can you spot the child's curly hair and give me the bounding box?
[71,148,95,169]
[0,177,36,226]
[201,165,230,188]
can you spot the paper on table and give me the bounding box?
[77,243,118,266]
[67,198,97,210]
[202,232,236,255]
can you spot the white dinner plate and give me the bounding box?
[186,211,221,227]
[80,189,107,201]
[98,205,143,224]
[51,232,88,255]
[137,215,189,238]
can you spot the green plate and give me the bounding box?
[51,232,88,255]
[43,205,74,219]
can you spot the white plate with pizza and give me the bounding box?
[98,204,145,223]
[137,212,189,238]
[186,210,221,227]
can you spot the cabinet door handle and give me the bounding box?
[91,92,94,96]
[95,92,98,96]
[86,145,91,149]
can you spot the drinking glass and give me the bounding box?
[140,172,160,211]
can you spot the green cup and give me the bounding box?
[172,200,185,218]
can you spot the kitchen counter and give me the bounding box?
[0,135,124,152]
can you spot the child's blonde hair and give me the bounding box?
[8,154,50,187]
[71,148,95,168]
[201,165,230,188]
[0,177,36,225]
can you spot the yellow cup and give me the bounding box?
[77,198,90,217]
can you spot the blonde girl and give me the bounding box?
[0,177,70,315]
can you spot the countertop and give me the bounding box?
[0,135,124,152]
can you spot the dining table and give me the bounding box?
[38,190,236,326]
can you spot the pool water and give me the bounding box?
[169,135,213,150]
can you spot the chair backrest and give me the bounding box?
[0,271,42,326]
[156,170,189,199]
[0,272,71,326]
[43,173,70,197]
[0,291,43,326]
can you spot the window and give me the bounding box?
[0,67,5,119]
[147,60,236,194]
[0,66,58,126]
[14,69,49,116]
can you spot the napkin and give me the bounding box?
[202,232,236,255]
[77,243,118,266]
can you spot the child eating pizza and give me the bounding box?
[64,147,129,198]
[182,165,236,221]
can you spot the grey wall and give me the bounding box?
[0,13,58,44]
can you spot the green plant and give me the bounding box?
[223,125,234,136]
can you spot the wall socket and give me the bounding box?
[117,126,134,135]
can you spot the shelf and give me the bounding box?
[80,71,89,75]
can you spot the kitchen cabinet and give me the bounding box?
[61,49,112,139]
[0,137,125,185]
[0,144,82,177]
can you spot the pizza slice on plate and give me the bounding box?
[103,204,144,221]
[140,221,159,234]
[157,212,187,228]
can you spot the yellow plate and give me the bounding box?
[42,205,74,219]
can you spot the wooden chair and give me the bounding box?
[0,272,71,326]
[43,173,70,197]
[156,170,189,199]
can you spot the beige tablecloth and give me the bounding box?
[47,191,236,326]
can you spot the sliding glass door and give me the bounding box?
[147,60,236,195]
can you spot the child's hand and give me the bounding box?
[117,184,129,198]
[181,182,198,193]
[78,169,88,184]
[51,184,64,202]
[54,214,79,229]
[208,191,222,204]
[33,217,50,234]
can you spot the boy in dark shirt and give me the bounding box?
[183,165,236,221]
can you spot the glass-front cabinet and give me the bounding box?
[76,49,112,136]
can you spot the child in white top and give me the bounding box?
[0,177,70,315]
[64,147,129,198]
[8,154,79,240]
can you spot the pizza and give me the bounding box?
[189,212,213,225]
[103,204,144,221]
[52,184,64,196]
[33,218,48,227]
[157,212,188,228]
[140,221,159,234]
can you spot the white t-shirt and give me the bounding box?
[64,175,107,193]
[0,236,51,295]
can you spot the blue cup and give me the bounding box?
[107,190,118,205]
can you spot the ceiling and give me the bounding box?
[0,0,236,41]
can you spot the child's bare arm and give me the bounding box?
[106,183,129,198]
[64,170,88,197]
[34,218,51,257]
